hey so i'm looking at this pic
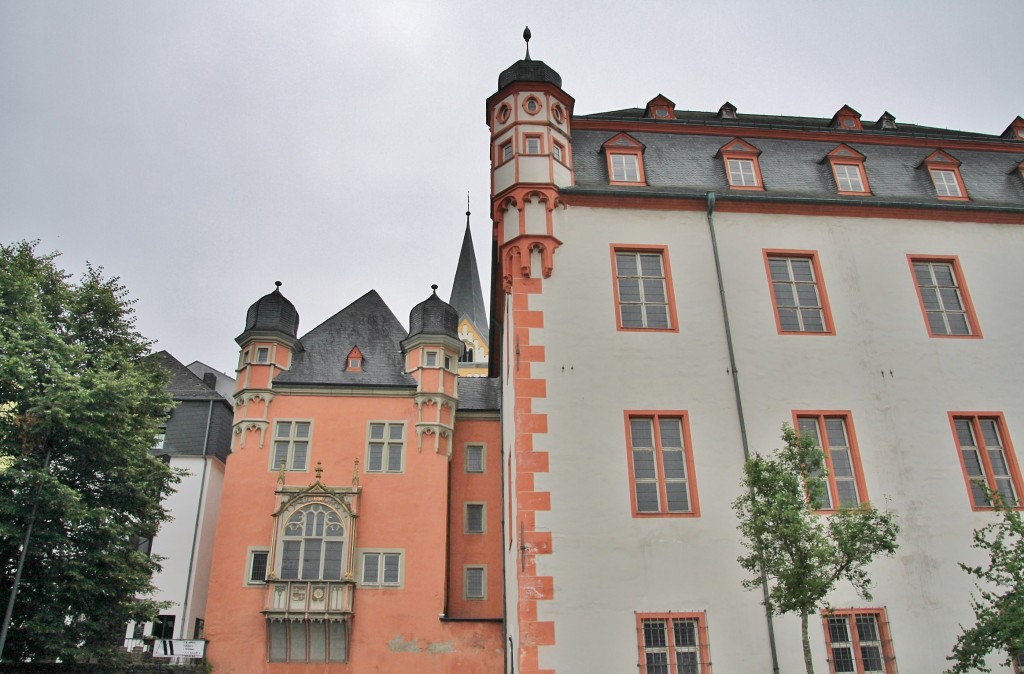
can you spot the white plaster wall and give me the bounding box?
[523,204,1023,673]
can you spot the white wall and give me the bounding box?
[519,204,1023,673]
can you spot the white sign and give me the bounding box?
[152,639,206,659]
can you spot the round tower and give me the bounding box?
[401,285,462,456]
[486,27,572,292]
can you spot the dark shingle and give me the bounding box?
[154,351,225,401]
[458,377,501,411]
[275,290,416,388]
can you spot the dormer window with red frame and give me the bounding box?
[643,94,676,120]
[922,150,969,200]
[601,133,646,185]
[830,104,863,130]
[346,346,363,372]
[826,144,871,195]
[718,138,764,190]
[1001,115,1024,141]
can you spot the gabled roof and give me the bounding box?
[457,377,501,411]
[275,291,415,388]
[154,351,225,401]
[449,215,488,336]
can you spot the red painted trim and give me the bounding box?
[572,117,1024,153]
[524,133,544,155]
[906,255,982,339]
[827,144,872,195]
[556,192,1024,225]
[522,94,543,117]
[623,411,701,518]
[948,412,1024,512]
[602,133,647,185]
[719,138,764,190]
[831,105,863,131]
[346,346,363,372]
[792,411,870,511]
[609,244,680,333]
[821,607,896,674]
[635,612,711,674]
[762,250,836,336]
[922,150,970,200]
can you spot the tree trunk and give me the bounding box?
[801,610,815,674]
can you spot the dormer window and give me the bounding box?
[1000,115,1024,141]
[922,150,969,200]
[346,346,363,372]
[718,138,764,190]
[601,133,646,186]
[643,94,676,121]
[830,105,863,131]
[825,144,871,195]
[875,112,897,130]
[717,102,738,120]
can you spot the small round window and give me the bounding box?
[552,104,564,123]
[497,104,511,124]
[524,97,540,114]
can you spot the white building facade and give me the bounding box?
[489,36,1024,674]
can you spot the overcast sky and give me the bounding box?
[2,0,1021,376]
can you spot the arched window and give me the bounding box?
[280,504,345,580]
[460,344,474,363]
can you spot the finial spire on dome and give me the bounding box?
[523,26,531,60]
[275,280,282,288]
[466,192,471,223]
[431,284,439,295]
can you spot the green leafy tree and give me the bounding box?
[733,424,900,674]
[0,241,177,663]
[946,490,1024,673]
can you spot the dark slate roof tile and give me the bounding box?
[458,377,501,411]
[275,290,416,388]
[154,351,225,401]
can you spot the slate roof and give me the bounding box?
[155,350,226,401]
[457,377,501,411]
[275,290,416,388]
[449,218,488,335]
[570,128,1024,210]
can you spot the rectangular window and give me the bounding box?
[267,619,347,663]
[636,613,711,674]
[525,135,542,154]
[613,248,676,331]
[247,549,269,585]
[465,503,485,534]
[464,566,486,600]
[909,257,979,337]
[553,142,564,162]
[834,163,866,193]
[765,252,834,334]
[930,169,962,198]
[152,431,166,450]
[366,422,405,473]
[256,347,270,363]
[611,153,640,182]
[271,421,311,471]
[626,412,699,517]
[822,609,895,673]
[951,414,1023,510]
[465,444,485,473]
[795,413,868,510]
[360,551,402,587]
[1014,652,1024,673]
[425,351,438,367]
[727,158,758,186]
[500,141,512,163]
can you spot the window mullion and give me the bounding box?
[819,426,841,510]
[666,618,679,674]
[654,420,669,513]
[849,615,864,673]
[971,418,1000,496]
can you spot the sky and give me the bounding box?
[1,0,1021,376]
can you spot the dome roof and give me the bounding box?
[408,285,459,340]
[243,282,299,338]
[497,58,561,90]
[497,27,561,90]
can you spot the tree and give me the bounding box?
[0,241,177,663]
[946,490,1024,673]
[733,424,900,674]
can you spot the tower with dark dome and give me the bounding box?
[401,285,463,456]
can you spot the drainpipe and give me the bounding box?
[705,191,780,674]
[178,400,214,639]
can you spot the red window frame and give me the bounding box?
[624,411,700,518]
[922,150,969,201]
[763,250,836,335]
[602,133,646,185]
[719,138,764,190]
[907,255,981,339]
[497,140,513,165]
[610,245,679,333]
[822,608,896,674]
[523,134,543,155]
[793,411,869,511]
[826,144,871,195]
[949,413,1024,511]
[636,612,711,674]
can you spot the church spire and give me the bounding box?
[449,198,488,338]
